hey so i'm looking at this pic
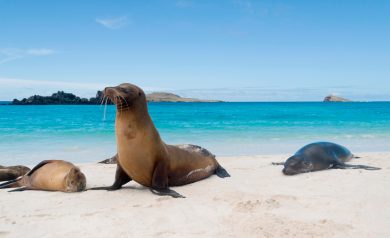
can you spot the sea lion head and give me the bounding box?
[9,165,31,175]
[65,167,86,192]
[103,83,146,111]
[282,155,313,175]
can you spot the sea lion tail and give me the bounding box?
[347,164,381,170]
[337,164,381,170]
[0,177,22,189]
[215,164,230,178]
[8,186,29,192]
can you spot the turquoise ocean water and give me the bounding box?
[1,102,390,165]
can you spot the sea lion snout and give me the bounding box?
[103,87,117,98]
[103,84,145,108]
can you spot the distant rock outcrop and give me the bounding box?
[12,91,105,105]
[146,92,222,102]
[11,91,221,105]
[323,95,351,102]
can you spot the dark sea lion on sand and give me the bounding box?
[0,160,86,192]
[278,142,380,175]
[0,165,30,181]
[90,83,230,198]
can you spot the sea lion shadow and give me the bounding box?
[86,184,148,191]
[120,185,148,191]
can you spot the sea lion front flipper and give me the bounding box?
[333,163,381,170]
[89,163,132,191]
[151,160,185,198]
[150,188,185,198]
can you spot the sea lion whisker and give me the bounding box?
[116,96,130,112]
[103,97,108,121]
[119,95,129,109]
[100,95,106,107]
[115,96,124,114]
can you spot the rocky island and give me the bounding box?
[146,92,221,102]
[323,95,351,102]
[11,91,221,105]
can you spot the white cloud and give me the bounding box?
[96,16,130,29]
[0,78,106,100]
[26,49,55,56]
[0,48,55,65]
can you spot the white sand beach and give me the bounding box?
[0,152,389,238]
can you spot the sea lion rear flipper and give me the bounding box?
[150,188,185,198]
[8,186,30,192]
[89,163,132,191]
[98,154,118,164]
[271,162,285,166]
[0,177,22,189]
[27,160,57,176]
[333,163,381,170]
[215,164,230,178]
[151,160,185,198]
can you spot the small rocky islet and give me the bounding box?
[323,95,351,102]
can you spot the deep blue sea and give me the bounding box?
[1,102,390,165]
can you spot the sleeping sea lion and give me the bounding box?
[0,160,86,192]
[279,142,380,175]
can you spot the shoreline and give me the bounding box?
[1,152,389,237]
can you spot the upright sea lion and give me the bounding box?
[0,165,30,181]
[279,142,380,175]
[91,83,230,198]
[0,160,86,192]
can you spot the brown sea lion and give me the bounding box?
[0,165,30,181]
[91,83,230,198]
[0,160,86,192]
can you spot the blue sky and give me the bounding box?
[0,0,389,101]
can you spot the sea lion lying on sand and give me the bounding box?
[0,165,30,181]
[0,160,86,192]
[91,83,230,198]
[274,142,380,175]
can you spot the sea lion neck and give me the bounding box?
[115,103,164,146]
[115,102,152,130]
